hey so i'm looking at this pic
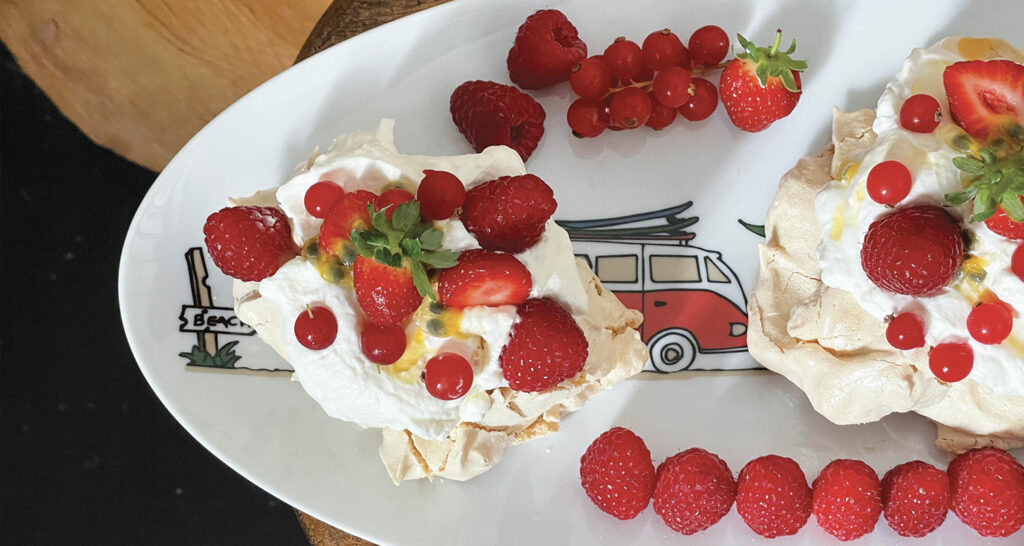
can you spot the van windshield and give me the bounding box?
[705,257,729,283]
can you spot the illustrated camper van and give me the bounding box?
[557,203,749,373]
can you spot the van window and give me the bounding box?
[595,255,638,283]
[650,255,700,283]
[575,254,592,268]
[705,257,729,283]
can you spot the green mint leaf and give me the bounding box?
[1001,193,1024,222]
[418,228,444,251]
[400,238,422,258]
[419,249,460,269]
[945,189,976,206]
[953,157,984,174]
[392,202,420,233]
[409,261,435,300]
[373,248,402,268]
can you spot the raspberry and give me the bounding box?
[506,9,586,90]
[450,81,546,162]
[949,447,1024,537]
[735,455,812,538]
[652,448,736,535]
[812,459,882,541]
[881,460,950,538]
[579,427,656,520]
[860,205,964,296]
[203,206,296,282]
[499,298,588,392]
[460,174,556,253]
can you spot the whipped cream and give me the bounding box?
[815,38,1024,397]
[254,120,590,439]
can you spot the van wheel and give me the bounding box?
[646,329,697,373]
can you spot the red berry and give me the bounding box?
[580,427,656,520]
[984,196,1024,240]
[860,205,964,296]
[461,174,556,253]
[450,80,546,162]
[424,352,473,400]
[373,188,414,220]
[719,31,805,132]
[949,447,1024,537]
[294,306,338,350]
[359,323,407,365]
[603,38,644,81]
[688,25,730,67]
[886,312,926,350]
[900,94,942,133]
[645,92,677,130]
[967,301,1014,344]
[203,206,297,282]
[417,170,465,221]
[942,59,1024,141]
[437,249,532,309]
[652,448,735,534]
[567,97,610,137]
[929,342,973,382]
[881,460,950,538]
[319,190,376,257]
[812,459,882,541]
[304,181,346,219]
[1013,242,1024,281]
[499,298,588,392]
[506,9,587,90]
[866,160,913,205]
[608,87,653,129]
[570,57,612,99]
[641,29,687,71]
[678,77,718,121]
[736,455,812,537]
[352,255,421,326]
[651,66,694,109]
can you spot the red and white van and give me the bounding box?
[559,203,749,372]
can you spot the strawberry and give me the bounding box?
[735,455,812,538]
[507,9,587,90]
[947,147,1024,238]
[437,249,532,309]
[499,297,588,392]
[652,448,736,535]
[203,206,297,281]
[948,447,1024,537]
[450,80,546,162]
[881,460,950,538]
[350,201,460,325]
[860,205,964,296]
[720,31,807,132]
[942,59,1024,142]
[460,174,557,253]
[319,190,376,257]
[812,459,882,541]
[579,427,656,520]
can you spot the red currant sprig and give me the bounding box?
[360,323,407,365]
[928,342,973,382]
[304,181,346,219]
[899,94,942,134]
[295,305,338,350]
[417,169,466,221]
[886,312,926,350]
[374,188,414,220]
[966,301,1013,345]
[424,352,474,400]
[867,161,913,205]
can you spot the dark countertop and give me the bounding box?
[1,43,306,545]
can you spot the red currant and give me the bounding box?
[608,87,653,129]
[967,301,1014,345]
[678,77,718,121]
[570,57,612,99]
[424,352,473,400]
[651,66,693,109]
[360,323,407,365]
[645,91,677,130]
[417,170,465,220]
[886,312,926,350]
[641,29,687,71]
[294,305,338,350]
[928,342,973,382]
[899,94,941,133]
[866,160,913,205]
[603,38,644,81]
[374,188,414,220]
[568,97,610,137]
[304,181,346,219]
[688,25,730,67]
[1013,243,1024,282]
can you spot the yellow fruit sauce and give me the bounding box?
[302,237,354,287]
[384,300,467,384]
[829,206,845,241]
[957,37,996,60]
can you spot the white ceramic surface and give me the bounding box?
[119,0,1024,543]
